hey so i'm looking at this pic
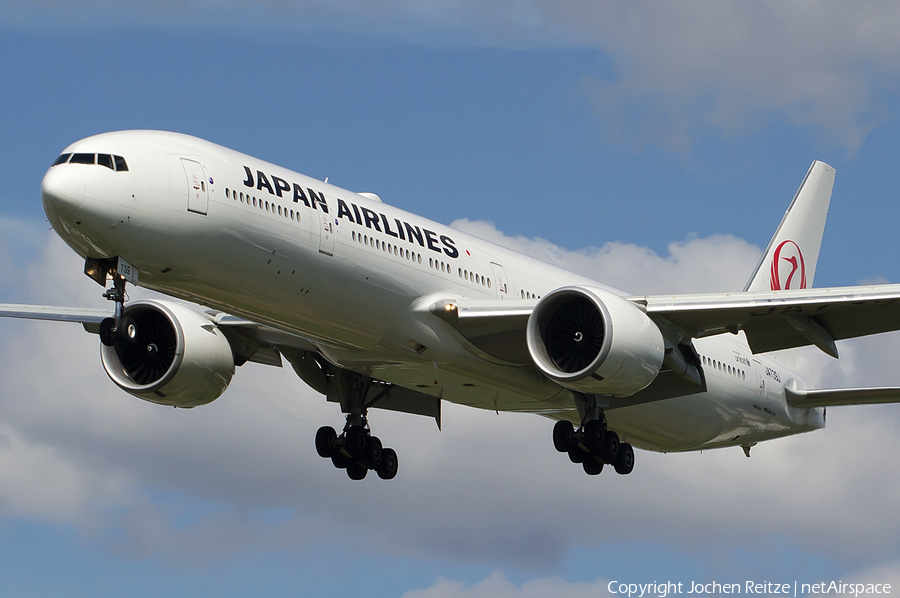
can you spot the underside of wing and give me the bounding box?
[786,387,900,408]
[429,298,536,364]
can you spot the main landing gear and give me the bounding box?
[315,420,398,481]
[314,372,398,481]
[552,414,635,477]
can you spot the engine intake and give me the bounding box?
[100,300,235,407]
[526,286,664,396]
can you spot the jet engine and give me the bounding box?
[100,300,235,407]
[526,286,664,397]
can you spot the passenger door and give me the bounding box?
[490,262,509,299]
[182,159,208,215]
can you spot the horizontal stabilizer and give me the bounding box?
[786,387,900,408]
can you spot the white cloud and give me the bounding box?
[451,218,761,294]
[2,221,900,574]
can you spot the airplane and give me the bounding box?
[4,129,900,481]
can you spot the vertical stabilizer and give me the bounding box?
[744,161,835,292]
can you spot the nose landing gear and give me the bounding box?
[87,257,139,348]
[98,274,138,347]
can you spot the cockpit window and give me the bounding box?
[51,152,129,172]
[70,153,95,165]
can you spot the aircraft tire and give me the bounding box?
[346,426,368,458]
[614,442,635,475]
[364,435,383,469]
[331,453,349,469]
[315,426,338,458]
[552,420,575,452]
[99,317,116,347]
[582,458,604,475]
[600,430,620,464]
[377,448,398,480]
[583,419,605,455]
[346,462,368,480]
[568,447,585,464]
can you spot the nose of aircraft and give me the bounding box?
[41,166,85,219]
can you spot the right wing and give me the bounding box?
[0,303,111,333]
[786,387,900,408]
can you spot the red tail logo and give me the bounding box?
[770,240,806,290]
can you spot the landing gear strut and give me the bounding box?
[552,395,635,476]
[314,372,399,480]
[97,264,137,347]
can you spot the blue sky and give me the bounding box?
[2,2,900,596]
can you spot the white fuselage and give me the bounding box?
[40,130,824,453]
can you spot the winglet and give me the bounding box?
[744,161,836,292]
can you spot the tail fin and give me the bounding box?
[744,161,836,292]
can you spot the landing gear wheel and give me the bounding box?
[99,317,116,347]
[600,430,620,464]
[117,316,138,345]
[364,436,383,469]
[331,453,349,469]
[345,426,368,457]
[583,419,605,455]
[568,447,585,464]
[552,420,575,453]
[315,426,338,458]
[377,448,398,480]
[614,442,635,475]
[582,458,604,475]
[346,462,368,480]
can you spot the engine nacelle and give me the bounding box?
[526,286,664,397]
[100,300,235,407]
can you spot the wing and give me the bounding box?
[635,283,900,358]
[786,387,900,408]
[0,303,111,333]
[430,283,900,362]
[0,302,442,421]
